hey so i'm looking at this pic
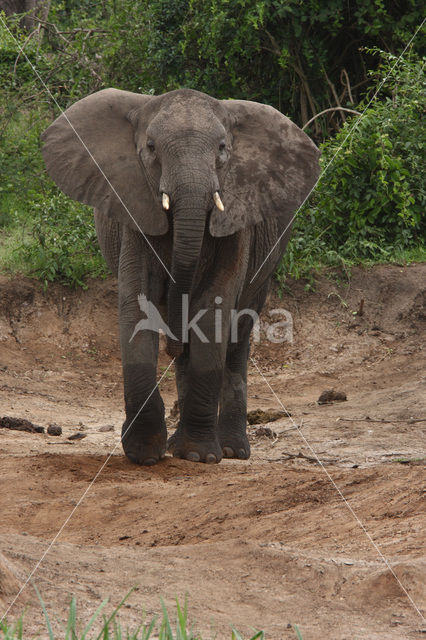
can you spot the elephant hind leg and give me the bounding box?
[217,328,251,460]
[219,366,250,460]
[219,282,270,459]
[94,208,122,276]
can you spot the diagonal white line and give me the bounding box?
[249,17,426,285]
[0,357,175,622]
[249,355,426,623]
[0,15,175,283]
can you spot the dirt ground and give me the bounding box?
[0,264,425,639]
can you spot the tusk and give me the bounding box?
[162,193,170,210]
[213,191,224,212]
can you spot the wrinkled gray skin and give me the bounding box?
[42,88,320,465]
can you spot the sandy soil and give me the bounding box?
[0,264,425,639]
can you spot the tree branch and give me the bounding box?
[13,27,38,76]
[302,107,361,130]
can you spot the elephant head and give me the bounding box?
[41,88,319,356]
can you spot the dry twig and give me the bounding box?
[336,417,426,424]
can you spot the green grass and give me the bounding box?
[0,590,306,639]
[0,590,305,640]
[391,456,426,464]
[275,220,426,292]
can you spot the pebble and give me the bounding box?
[47,424,62,436]
[98,424,115,432]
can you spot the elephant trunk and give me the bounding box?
[166,185,210,357]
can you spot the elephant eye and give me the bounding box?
[147,140,155,152]
[219,141,226,152]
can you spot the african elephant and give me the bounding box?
[41,88,319,465]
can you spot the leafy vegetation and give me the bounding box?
[0,3,424,288]
[94,0,425,133]
[278,51,426,285]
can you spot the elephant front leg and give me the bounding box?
[121,349,167,466]
[118,234,167,466]
[169,364,224,463]
[168,314,225,464]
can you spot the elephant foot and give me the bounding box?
[219,432,251,460]
[167,428,222,464]
[122,422,167,466]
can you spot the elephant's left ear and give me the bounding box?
[210,100,320,237]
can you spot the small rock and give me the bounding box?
[68,432,87,441]
[47,424,62,436]
[318,390,347,404]
[98,424,115,432]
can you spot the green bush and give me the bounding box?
[10,191,108,288]
[315,53,424,253]
[278,51,425,285]
[0,18,107,287]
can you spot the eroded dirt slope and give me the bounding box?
[0,264,425,639]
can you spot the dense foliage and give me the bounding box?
[0,2,424,287]
[316,54,424,252]
[104,0,424,134]
[277,51,425,284]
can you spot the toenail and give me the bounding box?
[222,447,234,458]
[205,453,217,464]
[143,457,157,466]
[186,451,200,462]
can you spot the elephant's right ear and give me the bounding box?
[41,88,168,236]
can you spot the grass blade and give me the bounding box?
[33,584,55,640]
[175,597,189,640]
[293,625,303,640]
[160,598,174,639]
[81,597,109,639]
[140,615,158,640]
[65,596,77,640]
[94,587,136,640]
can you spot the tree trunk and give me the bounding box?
[0,0,51,39]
